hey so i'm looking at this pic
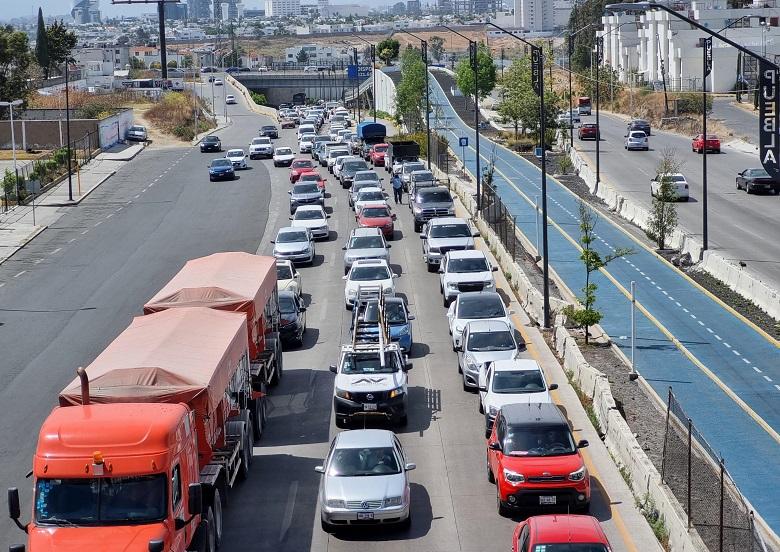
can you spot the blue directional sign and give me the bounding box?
[459,137,468,147]
[347,65,373,80]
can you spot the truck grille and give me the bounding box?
[458,282,484,292]
[439,246,466,255]
[421,208,451,220]
[350,391,389,402]
[346,500,383,510]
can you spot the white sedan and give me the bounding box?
[273,147,296,167]
[225,94,237,105]
[342,259,398,309]
[446,291,513,350]
[478,359,557,437]
[289,205,330,240]
[276,259,302,297]
[299,134,316,153]
[225,149,247,169]
[650,172,690,201]
[352,187,388,213]
[214,79,224,86]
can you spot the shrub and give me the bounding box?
[674,92,712,115]
[250,91,267,105]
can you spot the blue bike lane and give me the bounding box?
[429,73,780,532]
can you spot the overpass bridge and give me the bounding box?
[234,71,370,106]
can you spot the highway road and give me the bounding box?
[573,106,780,291]
[0,77,658,551]
[429,69,780,534]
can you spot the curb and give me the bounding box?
[98,143,146,162]
[0,224,49,266]
[45,170,117,207]
[192,119,232,147]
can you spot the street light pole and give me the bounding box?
[595,37,602,191]
[702,37,712,252]
[0,99,23,205]
[565,23,593,150]
[65,60,74,201]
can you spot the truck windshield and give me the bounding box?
[35,474,167,525]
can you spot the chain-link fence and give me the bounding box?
[2,130,99,212]
[477,177,528,264]
[662,387,774,552]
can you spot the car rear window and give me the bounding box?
[458,295,505,318]
[419,190,452,202]
[293,183,319,194]
[361,207,390,218]
[350,236,384,249]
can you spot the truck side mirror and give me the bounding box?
[187,483,203,516]
[9,545,25,552]
[148,541,164,552]
[7,488,20,522]
[329,364,337,373]
[549,383,558,391]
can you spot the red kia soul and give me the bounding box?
[487,403,590,515]
[512,514,612,552]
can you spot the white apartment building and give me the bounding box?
[514,0,572,32]
[265,0,301,17]
[601,0,780,92]
[284,43,352,64]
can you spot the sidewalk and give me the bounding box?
[0,142,145,265]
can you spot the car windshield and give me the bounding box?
[251,138,265,144]
[293,184,320,194]
[276,148,293,155]
[129,126,145,132]
[299,174,320,182]
[361,207,391,218]
[361,301,408,324]
[419,190,451,202]
[345,161,368,171]
[468,331,515,351]
[277,231,308,243]
[671,175,686,182]
[279,296,297,314]
[205,136,219,143]
[211,159,231,167]
[374,145,388,152]
[504,426,576,457]
[330,150,349,158]
[262,126,276,131]
[328,447,401,477]
[430,223,471,238]
[350,266,391,281]
[458,295,505,319]
[412,172,434,181]
[358,191,385,202]
[341,352,400,375]
[227,150,243,157]
[492,369,546,394]
[531,545,609,552]
[277,265,293,280]
[350,236,384,249]
[295,209,323,220]
[355,173,379,182]
[448,257,489,273]
[257,137,271,144]
[34,475,166,525]
[293,160,315,168]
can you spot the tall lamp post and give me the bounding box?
[606,2,780,252]
[351,35,377,122]
[441,25,481,209]
[354,47,361,121]
[595,36,603,191]
[64,59,75,202]
[486,21,551,328]
[0,99,23,205]
[398,30,432,169]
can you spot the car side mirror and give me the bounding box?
[488,441,501,451]
[391,214,397,220]
[478,385,487,392]
[187,483,203,516]
[549,383,558,391]
[327,215,331,218]
[287,191,292,194]
[386,244,392,249]
[289,216,293,220]
[472,231,481,238]
[404,463,416,471]
[419,234,426,239]
[342,246,347,250]
[577,440,589,449]
[9,545,26,552]
[149,541,164,552]
[492,266,498,272]
[329,364,337,373]
[437,268,444,274]
[407,314,415,320]
[314,465,325,474]
[300,306,307,312]
[392,273,399,278]
[454,344,462,351]
[8,488,21,522]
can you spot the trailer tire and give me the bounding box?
[212,487,224,548]
[238,410,254,470]
[227,420,251,482]
[205,506,217,552]
[251,391,267,442]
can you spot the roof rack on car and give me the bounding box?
[350,288,390,366]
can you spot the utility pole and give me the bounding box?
[702,37,712,252]
[595,37,602,190]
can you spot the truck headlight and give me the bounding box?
[347,288,357,297]
[388,386,404,399]
[413,205,422,214]
[488,405,498,417]
[335,388,352,400]
[326,499,346,508]
[447,282,458,290]
[503,469,525,485]
[568,466,586,482]
[484,281,494,288]
[383,496,403,507]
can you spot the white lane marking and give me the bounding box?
[134,194,140,199]
[733,350,741,356]
[656,285,662,290]
[50,248,62,255]
[94,221,103,227]
[697,320,705,326]
[0,282,4,288]
[639,271,645,276]
[743,358,751,365]
[644,276,651,280]
[650,280,656,285]
[116,207,123,212]
[675,301,682,307]
[682,307,689,313]
[68,238,76,243]
[661,290,668,296]
[764,375,773,382]
[13,271,26,278]
[706,327,713,334]
[723,342,732,348]
[714,334,722,341]
[81,230,89,235]
[690,314,697,319]
[775,385,780,392]
[754,366,763,373]
[34,259,42,264]
[106,213,114,219]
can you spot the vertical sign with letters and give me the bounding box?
[703,37,713,77]
[531,46,542,97]
[759,61,780,178]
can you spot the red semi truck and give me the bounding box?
[8,307,255,552]
[144,252,283,440]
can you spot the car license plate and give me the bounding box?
[539,496,557,505]
[363,403,377,411]
[357,512,374,520]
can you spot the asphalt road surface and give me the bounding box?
[0,79,653,550]
[574,108,780,291]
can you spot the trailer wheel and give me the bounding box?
[251,389,267,442]
[238,409,254,469]
[205,506,217,552]
[269,350,283,387]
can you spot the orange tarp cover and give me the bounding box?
[59,307,248,418]
[143,252,276,360]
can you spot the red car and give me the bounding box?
[487,403,590,515]
[692,133,720,153]
[355,203,396,239]
[369,143,389,166]
[298,170,326,192]
[512,515,612,552]
[289,158,318,182]
[578,123,599,140]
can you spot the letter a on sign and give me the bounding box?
[759,62,780,178]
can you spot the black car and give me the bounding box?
[278,291,307,347]
[200,135,222,152]
[736,168,779,194]
[260,125,279,139]
[627,119,651,136]
[279,103,293,109]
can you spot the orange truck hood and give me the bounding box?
[29,523,167,551]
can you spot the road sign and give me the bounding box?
[347,64,372,80]
[703,37,713,77]
[531,47,542,97]
[759,62,780,178]
[534,146,543,159]
[459,137,468,147]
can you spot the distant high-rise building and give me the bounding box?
[71,0,101,24]
[187,0,212,20]
[265,0,301,17]
[164,3,188,20]
[213,0,241,20]
[318,0,329,16]
[406,0,421,13]
[514,0,572,31]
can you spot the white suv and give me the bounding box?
[249,136,273,159]
[421,217,477,272]
[439,250,497,307]
[342,259,398,309]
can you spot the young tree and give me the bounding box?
[454,42,497,100]
[167,59,178,68]
[647,147,682,250]
[429,35,445,62]
[46,20,77,75]
[35,8,50,79]
[496,57,560,142]
[376,38,400,66]
[296,49,309,64]
[394,46,426,131]
[564,201,634,344]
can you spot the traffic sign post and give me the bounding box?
[459,137,468,175]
